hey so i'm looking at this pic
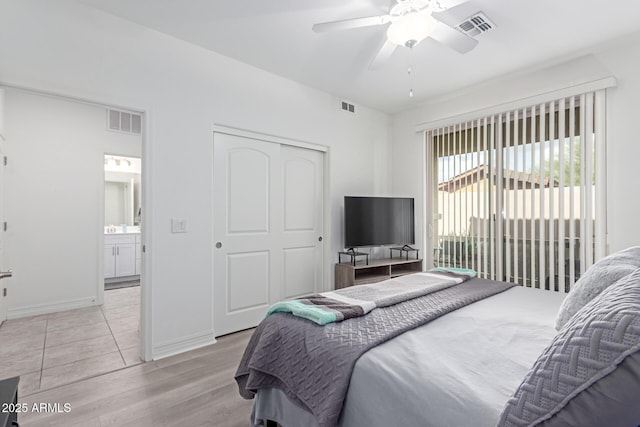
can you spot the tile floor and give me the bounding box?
[0,286,142,397]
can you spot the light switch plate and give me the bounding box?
[171,218,188,233]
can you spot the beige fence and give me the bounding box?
[435,186,594,289]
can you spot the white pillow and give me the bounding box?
[554,246,640,330]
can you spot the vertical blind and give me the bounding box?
[426,90,606,292]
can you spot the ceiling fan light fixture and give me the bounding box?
[387,11,437,47]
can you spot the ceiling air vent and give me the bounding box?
[457,12,495,38]
[340,100,356,114]
[107,108,142,135]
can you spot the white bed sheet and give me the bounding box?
[252,286,566,427]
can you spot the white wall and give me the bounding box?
[4,89,141,317]
[391,36,640,259]
[0,87,5,136]
[594,36,640,253]
[0,0,391,357]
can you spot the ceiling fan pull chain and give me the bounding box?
[408,46,414,98]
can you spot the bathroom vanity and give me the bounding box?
[104,228,141,280]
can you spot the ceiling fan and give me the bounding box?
[312,0,478,69]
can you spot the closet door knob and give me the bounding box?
[215,242,222,249]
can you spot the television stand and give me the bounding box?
[338,249,369,266]
[335,257,423,289]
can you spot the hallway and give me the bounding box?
[0,286,141,396]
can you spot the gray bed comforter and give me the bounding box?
[235,278,515,427]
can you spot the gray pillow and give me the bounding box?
[498,268,640,427]
[554,246,640,329]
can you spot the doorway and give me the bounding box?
[102,154,143,368]
[0,87,150,395]
[104,155,142,290]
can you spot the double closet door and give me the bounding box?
[213,132,324,336]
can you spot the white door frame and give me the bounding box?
[0,93,6,326]
[211,124,331,334]
[0,82,154,362]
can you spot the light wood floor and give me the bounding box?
[18,328,255,427]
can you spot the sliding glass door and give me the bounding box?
[427,91,606,292]
[432,119,494,280]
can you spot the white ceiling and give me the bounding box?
[77,0,640,114]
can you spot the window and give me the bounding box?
[426,91,606,292]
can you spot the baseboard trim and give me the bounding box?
[8,297,97,319]
[153,330,216,360]
[105,275,140,284]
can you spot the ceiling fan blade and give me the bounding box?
[430,0,471,11]
[312,15,391,33]
[429,21,478,54]
[369,40,398,70]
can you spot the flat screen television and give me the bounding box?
[344,196,415,248]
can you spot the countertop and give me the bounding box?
[104,226,140,235]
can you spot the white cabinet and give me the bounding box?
[105,244,117,279]
[105,234,139,279]
[116,243,136,277]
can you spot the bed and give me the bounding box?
[236,248,640,427]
